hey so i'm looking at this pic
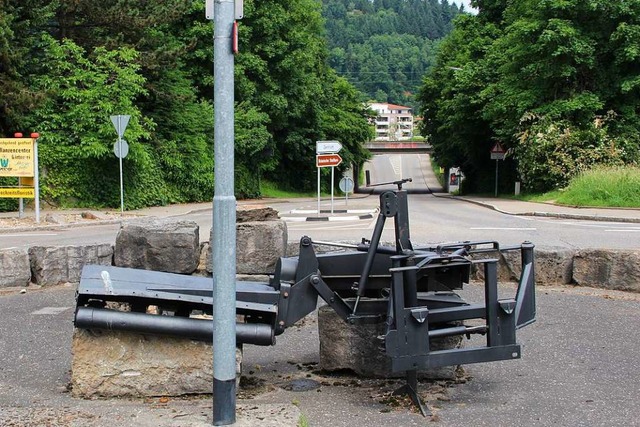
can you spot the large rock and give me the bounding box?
[318,305,461,380]
[115,218,200,274]
[236,205,279,223]
[71,328,242,398]
[207,220,287,275]
[29,244,113,286]
[0,249,31,287]
[573,249,640,292]
[503,247,575,286]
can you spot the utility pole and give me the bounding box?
[212,0,237,424]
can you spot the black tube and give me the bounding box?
[75,307,275,346]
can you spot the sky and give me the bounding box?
[451,0,477,13]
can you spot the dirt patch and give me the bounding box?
[0,211,129,229]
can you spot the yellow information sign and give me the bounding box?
[19,176,34,186]
[0,138,35,177]
[0,187,35,198]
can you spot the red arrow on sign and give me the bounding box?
[316,153,343,168]
[490,142,506,154]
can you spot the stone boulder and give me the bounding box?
[317,305,461,380]
[29,244,113,286]
[114,218,199,274]
[573,249,640,292]
[71,328,242,398]
[0,249,31,287]
[207,220,287,275]
[236,205,279,223]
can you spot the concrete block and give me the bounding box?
[29,244,113,286]
[573,249,640,292]
[503,247,575,286]
[0,249,31,287]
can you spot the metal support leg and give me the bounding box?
[393,370,431,417]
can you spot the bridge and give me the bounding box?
[364,141,432,153]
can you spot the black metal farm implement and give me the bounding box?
[74,178,536,415]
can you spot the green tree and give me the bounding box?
[22,36,162,208]
[419,0,640,193]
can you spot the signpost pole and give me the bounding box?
[495,159,499,197]
[117,118,125,215]
[346,183,348,207]
[317,167,321,217]
[490,142,505,198]
[330,166,334,214]
[111,114,130,215]
[32,134,40,223]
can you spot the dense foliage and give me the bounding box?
[0,0,373,209]
[418,0,640,193]
[323,0,464,107]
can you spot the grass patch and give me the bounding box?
[260,180,319,198]
[524,166,640,208]
[429,157,445,188]
[297,414,310,427]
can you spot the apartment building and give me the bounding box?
[369,102,414,141]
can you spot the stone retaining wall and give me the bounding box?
[2,234,639,292]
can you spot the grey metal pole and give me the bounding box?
[331,166,334,214]
[212,0,237,424]
[32,133,40,223]
[317,167,320,216]
[118,118,124,215]
[494,159,498,197]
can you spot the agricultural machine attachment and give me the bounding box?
[74,178,536,416]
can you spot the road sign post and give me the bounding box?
[111,115,130,214]
[339,176,354,207]
[490,142,506,197]
[315,142,343,215]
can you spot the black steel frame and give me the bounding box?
[73,178,536,416]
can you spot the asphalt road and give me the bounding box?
[1,282,639,426]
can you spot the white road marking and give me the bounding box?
[2,233,58,237]
[390,155,402,176]
[604,229,640,232]
[470,227,537,231]
[32,307,71,315]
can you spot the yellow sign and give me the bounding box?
[0,138,35,177]
[0,187,35,198]
[19,177,35,186]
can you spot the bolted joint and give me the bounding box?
[301,236,312,247]
[310,275,320,285]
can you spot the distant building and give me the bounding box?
[369,102,414,141]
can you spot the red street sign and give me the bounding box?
[490,142,506,154]
[316,154,342,168]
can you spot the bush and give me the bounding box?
[515,113,635,192]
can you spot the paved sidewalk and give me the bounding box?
[446,194,640,223]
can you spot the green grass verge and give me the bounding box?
[259,180,319,198]
[525,166,640,208]
[429,157,445,188]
